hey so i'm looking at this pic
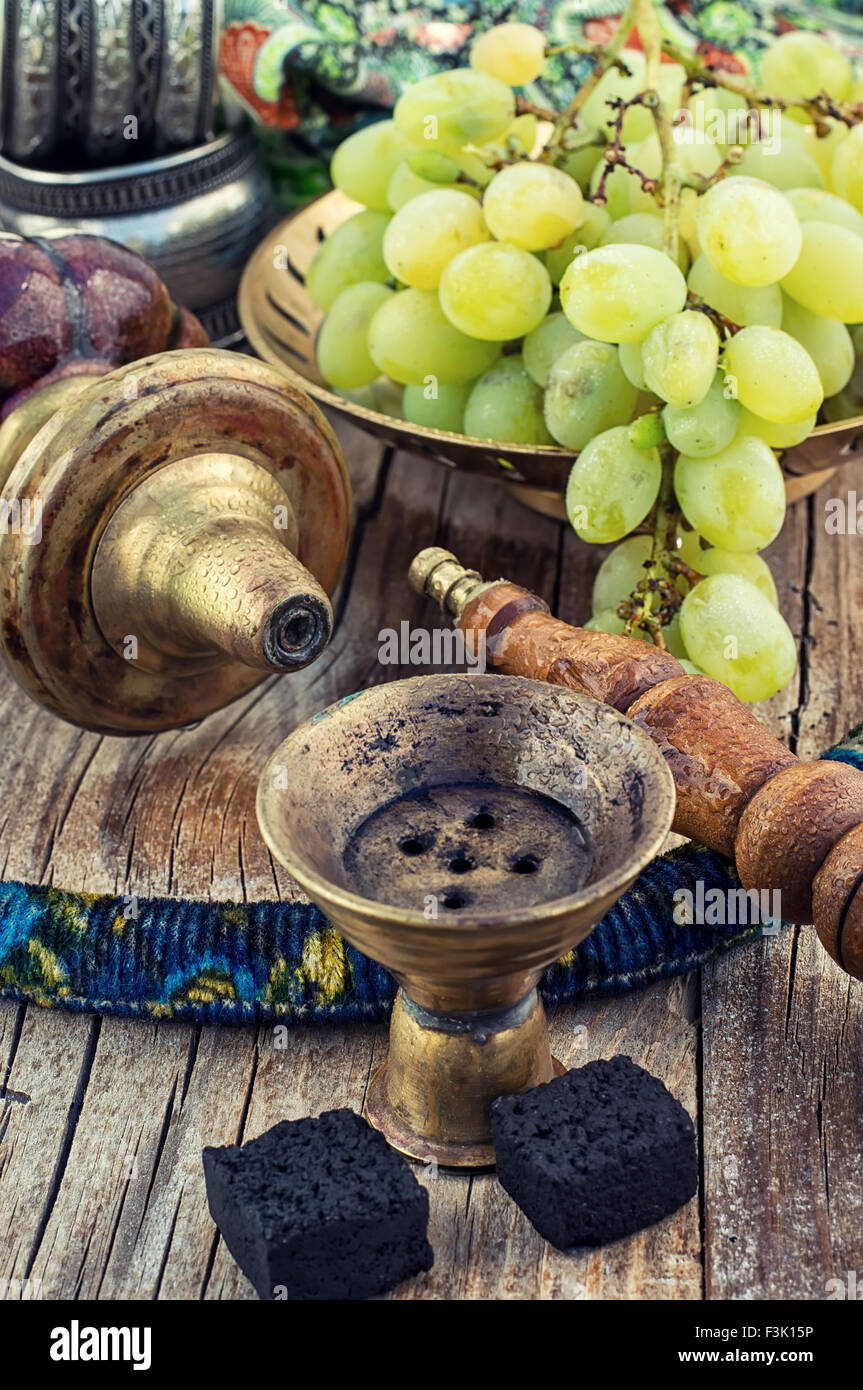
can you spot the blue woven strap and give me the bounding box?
[1,735,860,1024]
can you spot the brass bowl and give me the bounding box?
[257,672,675,1166]
[238,189,863,519]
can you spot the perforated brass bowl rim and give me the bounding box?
[256,673,676,971]
[238,189,863,515]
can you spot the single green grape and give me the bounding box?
[337,379,405,419]
[823,350,863,423]
[674,434,786,553]
[662,373,741,457]
[618,340,647,390]
[676,525,706,572]
[407,149,461,182]
[382,189,488,289]
[641,310,720,410]
[781,221,863,322]
[661,612,689,661]
[801,120,850,186]
[760,31,853,104]
[785,186,863,238]
[544,340,639,450]
[330,121,414,211]
[463,355,553,444]
[600,211,689,271]
[687,254,783,330]
[306,210,391,311]
[780,295,854,398]
[560,244,687,344]
[439,241,552,340]
[559,138,604,190]
[317,282,394,390]
[734,408,817,449]
[566,426,661,543]
[696,177,801,287]
[679,573,797,701]
[483,162,584,250]
[369,378,405,419]
[394,68,515,150]
[387,162,475,210]
[545,204,612,283]
[628,411,666,451]
[367,288,500,385]
[469,22,547,86]
[722,325,823,424]
[831,125,863,213]
[469,21,546,86]
[388,162,440,209]
[402,380,474,432]
[696,548,778,606]
[522,313,584,387]
[733,139,825,192]
[592,534,653,613]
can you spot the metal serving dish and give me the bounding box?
[239,189,863,519]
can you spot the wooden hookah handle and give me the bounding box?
[409,549,863,981]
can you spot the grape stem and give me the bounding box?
[686,290,742,339]
[539,0,638,158]
[592,94,659,204]
[660,37,863,131]
[630,0,682,260]
[622,448,681,646]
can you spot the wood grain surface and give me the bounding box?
[1,417,861,1301]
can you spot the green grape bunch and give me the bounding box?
[305,3,863,705]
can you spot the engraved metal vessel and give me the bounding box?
[0,128,273,343]
[0,0,220,164]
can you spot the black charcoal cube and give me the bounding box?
[490,1055,697,1250]
[202,1108,433,1300]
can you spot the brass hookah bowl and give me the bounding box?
[0,233,351,733]
[258,673,675,1167]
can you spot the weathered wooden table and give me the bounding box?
[1,417,861,1301]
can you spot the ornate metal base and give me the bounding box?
[365,990,567,1168]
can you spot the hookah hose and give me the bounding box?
[2,730,860,1025]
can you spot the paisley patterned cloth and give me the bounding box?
[218,1,863,202]
[2,728,862,1024]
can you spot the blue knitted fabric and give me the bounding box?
[2,727,860,1024]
